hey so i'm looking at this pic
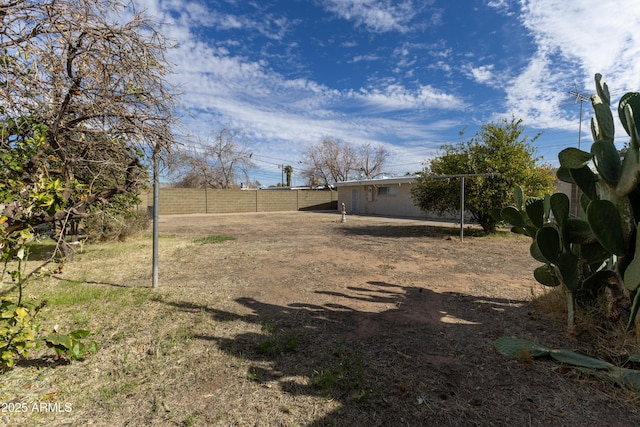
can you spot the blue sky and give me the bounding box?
[135,0,640,186]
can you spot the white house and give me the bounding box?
[335,176,439,219]
[335,174,571,220]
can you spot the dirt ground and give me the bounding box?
[4,210,640,426]
[149,211,638,426]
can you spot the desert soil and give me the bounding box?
[149,211,639,426]
[3,211,640,426]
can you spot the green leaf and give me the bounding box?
[494,337,550,359]
[513,186,524,210]
[46,334,72,350]
[618,92,640,140]
[612,367,640,391]
[580,193,591,214]
[501,206,525,227]
[570,166,598,200]
[616,145,639,197]
[558,252,580,292]
[69,329,90,339]
[623,229,640,293]
[581,241,612,267]
[525,197,545,228]
[587,200,625,256]
[549,349,613,370]
[69,341,84,359]
[591,94,615,142]
[489,207,503,222]
[564,218,595,244]
[550,193,569,227]
[594,73,610,106]
[558,148,593,169]
[530,240,546,263]
[536,227,561,264]
[591,140,621,184]
[534,264,561,287]
[88,341,98,354]
[556,167,574,184]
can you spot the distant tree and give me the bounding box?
[283,165,293,187]
[301,138,388,186]
[0,0,177,253]
[169,128,255,189]
[411,117,556,233]
[359,143,389,178]
[0,0,178,369]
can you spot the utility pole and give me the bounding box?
[568,85,589,217]
[568,85,590,150]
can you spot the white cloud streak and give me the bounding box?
[134,0,640,178]
[132,0,464,176]
[502,0,640,132]
[321,0,420,33]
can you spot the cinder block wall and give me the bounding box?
[143,189,337,215]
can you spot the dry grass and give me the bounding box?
[1,212,639,426]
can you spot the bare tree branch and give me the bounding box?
[169,127,255,189]
[0,0,179,235]
[301,138,389,186]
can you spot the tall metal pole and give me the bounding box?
[460,176,465,242]
[578,99,583,150]
[430,173,497,241]
[569,87,589,150]
[152,151,159,288]
[568,87,589,214]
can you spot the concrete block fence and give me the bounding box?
[142,188,338,215]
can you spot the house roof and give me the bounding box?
[333,176,418,187]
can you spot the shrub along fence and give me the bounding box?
[142,188,338,215]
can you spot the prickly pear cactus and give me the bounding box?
[497,74,640,332]
[494,337,640,390]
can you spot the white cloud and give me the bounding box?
[502,49,575,130]
[350,54,380,63]
[487,0,514,15]
[321,0,419,33]
[132,0,467,177]
[516,0,640,109]
[464,64,495,85]
[352,84,467,111]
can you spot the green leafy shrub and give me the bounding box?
[0,296,43,370]
[1,238,99,369]
[43,328,98,361]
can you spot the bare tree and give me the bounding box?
[169,128,255,189]
[302,138,357,186]
[0,0,178,238]
[359,143,389,179]
[301,138,388,185]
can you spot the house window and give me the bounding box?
[377,186,397,196]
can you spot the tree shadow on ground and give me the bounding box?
[165,281,637,426]
[336,224,489,239]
